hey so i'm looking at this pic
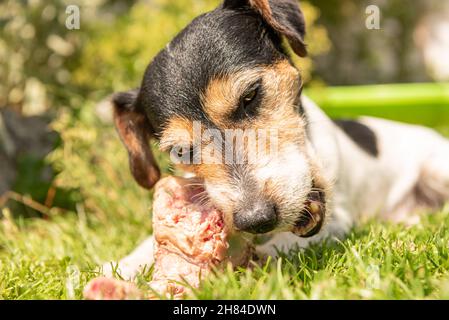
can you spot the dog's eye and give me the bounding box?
[234,83,261,120]
[243,89,257,106]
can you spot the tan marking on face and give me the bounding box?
[201,68,263,127]
[160,118,233,200]
[202,59,306,164]
[159,117,194,152]
[202,60,302,124]
[253,60,305,149]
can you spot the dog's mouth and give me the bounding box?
[292,189,326,238]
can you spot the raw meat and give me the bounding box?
[83,277,142,300]
[148,176,229,298]
[84,176,250,300]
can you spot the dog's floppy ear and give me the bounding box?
[223,0,307,57]
[112,89,160,189]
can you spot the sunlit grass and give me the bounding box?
[194,207,449,299]
[1,108,448,300]
[2,0,449,301]
[1,204,449,299]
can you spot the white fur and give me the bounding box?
[255,143,312,227]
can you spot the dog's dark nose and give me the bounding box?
[233,201,278,234]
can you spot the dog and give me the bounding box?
[104,0,449,279]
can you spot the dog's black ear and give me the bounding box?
[112,89,160,189]
[223,0,307,57]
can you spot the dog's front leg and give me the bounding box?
[102,235,155,280]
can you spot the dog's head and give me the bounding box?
[113,0,329,237]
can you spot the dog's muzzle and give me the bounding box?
[233,200,278,234]
[292,190,325,238]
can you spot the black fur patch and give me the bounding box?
[335,119,379,157]
[135,7,289,133]
[112,89,139,112]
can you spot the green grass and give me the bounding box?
[1,103,448,300]
[1,203,449,300]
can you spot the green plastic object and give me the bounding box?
[305,83,449,127]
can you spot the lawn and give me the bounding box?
[1,198,449,299]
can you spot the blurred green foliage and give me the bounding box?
[47,104,171,221]
[0,0,135,113]
[74,0,218,95]
[309,0,446,84]
[1,0,78,112]
[74,0,330,96]
[0,0,330,113]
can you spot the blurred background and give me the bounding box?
[1,0,449,219]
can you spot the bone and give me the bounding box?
[148,176,230,299]
[84,176,252,300]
